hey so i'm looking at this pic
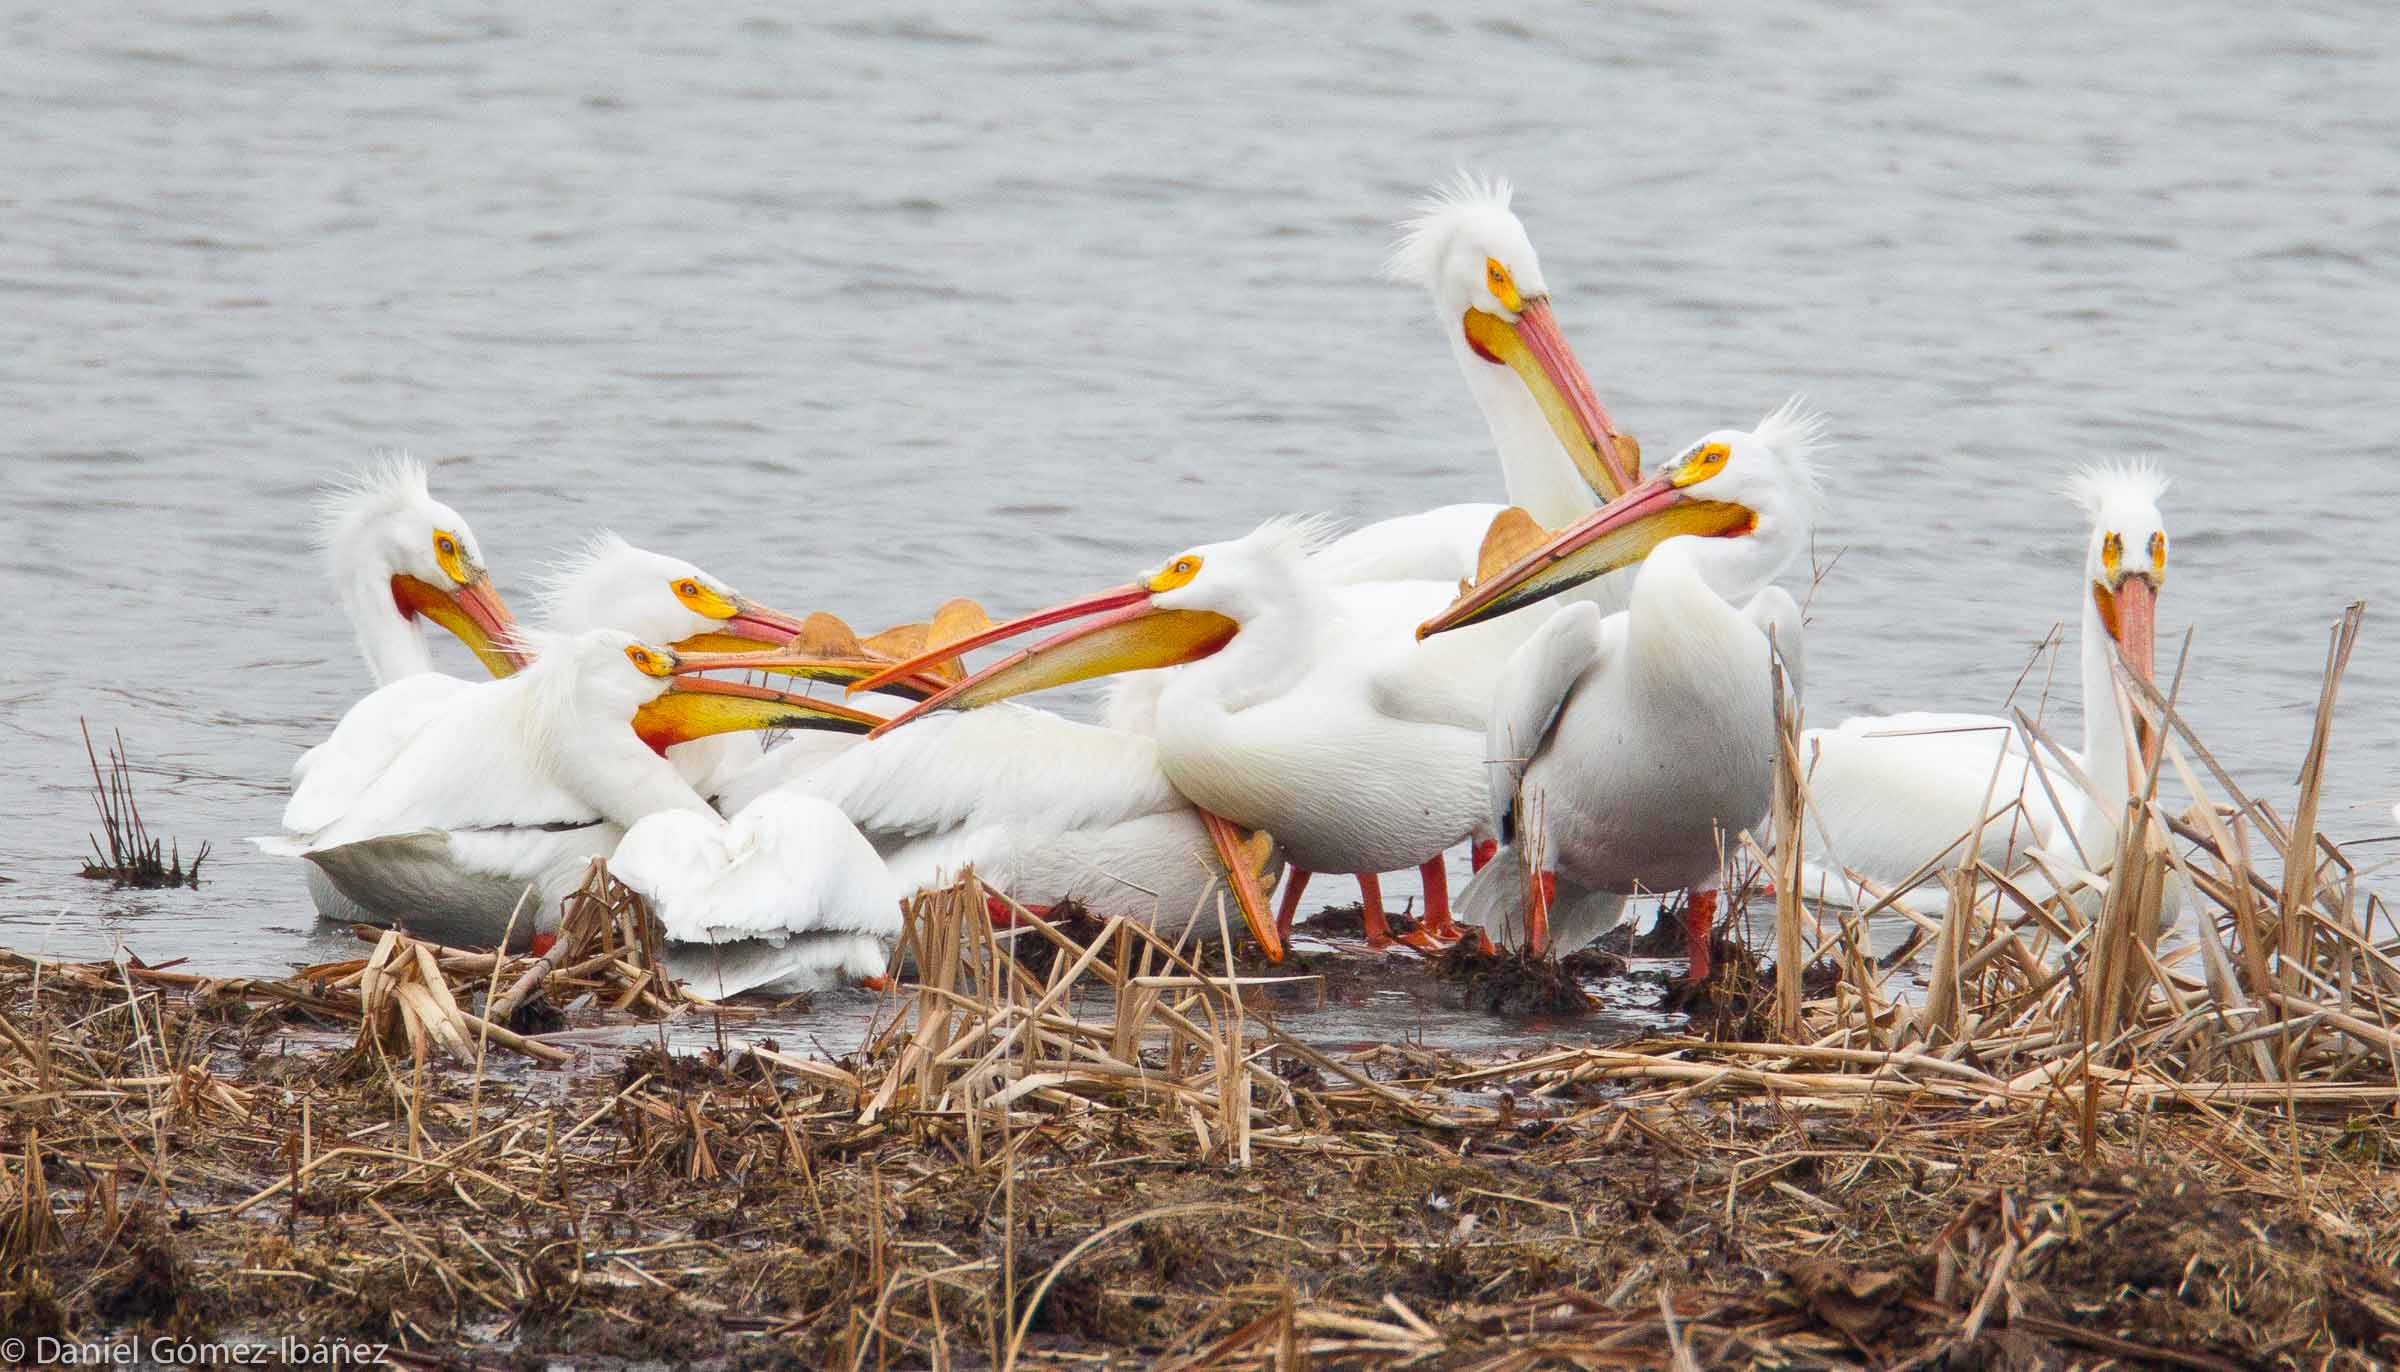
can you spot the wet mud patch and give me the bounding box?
[1433,938,1594,1014]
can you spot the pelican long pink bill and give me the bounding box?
[1417,470,1759,638]
[845,583,1238,736]
[2096,572,2157,688]
[1462,295,1637,499]
[391,570,529,676]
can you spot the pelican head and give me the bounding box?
[319,457,525,679]
[2065,463,2168,687]
[540,531,811,651]
[1420,400,1827,636]
[1387,172,1635,500]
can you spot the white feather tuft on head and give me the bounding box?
[1239,513,1346,566]
[1384,170,1517,285]
[315,455,434,549]
[2061,460,2170,519]
[1750,397,1830,506]
[532,529,641,622]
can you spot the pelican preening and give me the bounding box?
[1798,466,2171,913]
[265,172,2224,1008]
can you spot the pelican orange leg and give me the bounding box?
[1683,888,1718,984]
[1275,868,1312,945]
[1417,856,1461,942]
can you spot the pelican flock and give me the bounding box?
[261,173,2186,1003]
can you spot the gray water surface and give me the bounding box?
[3,3,2395,998]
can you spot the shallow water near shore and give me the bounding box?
[2,2,2395,1049]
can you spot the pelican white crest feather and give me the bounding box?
[535,529,642,609]
[315,454,434,549]
[1748,397,1830,508]
[1384,170,1517,285]
[2062,460,2170,518]
[1231,513,1345,567]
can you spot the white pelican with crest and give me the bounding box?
[1419,405,1825,974]
[1798,465,2169,910]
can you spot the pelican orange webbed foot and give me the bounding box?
[1416,856,1461,942]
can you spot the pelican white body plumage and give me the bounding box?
[611,796,900,997]
[730,704,1281,946]
[272,630,713,945]
[1461,556,1802,954]
[1798,464,2173,912]
[268,629,903,989]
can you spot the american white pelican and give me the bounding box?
[1798,465,2169,911]
[717,702,1284,957]
[856,518,1544,951]
[293,461,529,924]
[1419,405,1825,973]
[267,630,888,953]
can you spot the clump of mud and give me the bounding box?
[1004,898,1105,980]
[1295,900,1424,941]
[1435,939,1593,1015]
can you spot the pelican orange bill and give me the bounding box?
[631,674,888,752]
[1418,473,1756,637]
[391,572,528,677]
[855,584,1237,737]
[1463,296,1637,499]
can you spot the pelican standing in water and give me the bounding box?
[1419,405,1825,973]
[1798,465,2169,910]
[857,518,1543,950]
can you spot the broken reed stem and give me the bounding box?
[1769,644,1805,1041]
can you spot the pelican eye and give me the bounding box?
[1483,256,1525,313]
[1148,555,1204,593]
[1670,442,1732,488]
[669,577,739,618]
[2101,532,2124,574]
[431,529,472,583]
[2148,531,2167,572]
[623,644,677,677]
